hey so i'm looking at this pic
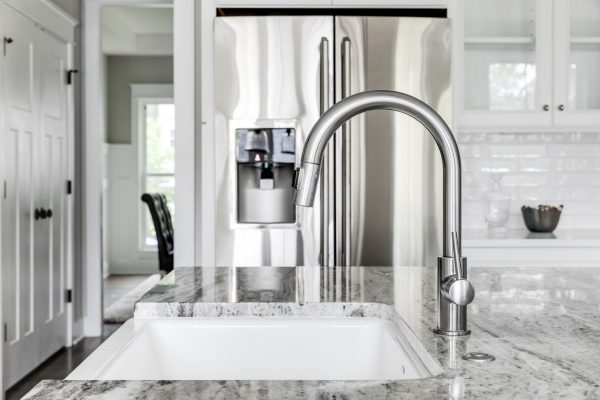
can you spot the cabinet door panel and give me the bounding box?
[553,0,600,126]
[455,0,552,130]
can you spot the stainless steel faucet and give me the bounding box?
[293,90,475,336]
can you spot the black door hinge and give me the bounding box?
[66,180,72,195]
[66,69,79,85]
[66,289,73,303]
[3,37,13,56]
[3,323,7,342]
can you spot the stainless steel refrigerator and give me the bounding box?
[214,15,450,268]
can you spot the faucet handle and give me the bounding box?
[442,276,475,306]
[441,232,475,306]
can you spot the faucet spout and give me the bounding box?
[293,90,474,336]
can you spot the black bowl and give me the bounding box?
[521,205,563,233]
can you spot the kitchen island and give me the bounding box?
[23,266,600,399]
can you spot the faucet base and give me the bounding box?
[435,256,471,336]
[433,328,471,337]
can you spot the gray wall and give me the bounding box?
[51,0,80,19]
[106,56,174,144]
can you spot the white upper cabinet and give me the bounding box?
[216,0,448,9]
[216,0,332,6]
[454,0,552,130]
[332,0,447,6]
[553,0,600,127]
[454,0,600,131]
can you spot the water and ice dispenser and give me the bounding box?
[235,128,296,224]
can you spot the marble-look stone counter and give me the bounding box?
[24,266,600,399]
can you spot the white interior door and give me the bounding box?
[1,9,40,389]
[36,29,68,363]
[2,7,69,388]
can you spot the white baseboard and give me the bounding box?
[107,260,158,276]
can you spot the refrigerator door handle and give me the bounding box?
[319,37,330,115]
[319,37,334,267]
[341,37,352,266]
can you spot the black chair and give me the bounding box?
[141,193,174,274]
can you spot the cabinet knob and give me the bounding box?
[543,104,549,111]
[558,104,565,111]
[35,208,48,220]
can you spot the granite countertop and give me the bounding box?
[24,266,600,399]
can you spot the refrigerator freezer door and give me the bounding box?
[335,17,451,267]
[215,17,334,266]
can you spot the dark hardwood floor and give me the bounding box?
[6,324,120,400]
[6,275,151,399]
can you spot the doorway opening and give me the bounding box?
[100,5,175,325]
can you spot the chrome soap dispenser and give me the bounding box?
[236,128,296,224]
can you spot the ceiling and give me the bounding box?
[102,5,173,56]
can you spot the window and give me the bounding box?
[139,98,175,250]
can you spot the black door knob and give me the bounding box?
[35,208,48,220]
[47,209,53,218]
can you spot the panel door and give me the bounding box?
[35,27,68,363]
[1,7,69,388]
[335,17,450,268]
[1,9,40,388]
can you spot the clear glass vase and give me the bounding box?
[481,173,511,233]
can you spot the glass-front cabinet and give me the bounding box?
[553,0,600,126]
[454,0,600,130]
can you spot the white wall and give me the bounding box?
[460,131,600,231]
[105,144,158,274]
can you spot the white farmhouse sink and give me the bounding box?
[68,317,441,380]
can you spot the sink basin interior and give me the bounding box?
[68,317,442,380]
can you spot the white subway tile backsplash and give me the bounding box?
[458,132,488,143]
[552,173,600,186]
[517,186,571,201]
[547,143,600,158]
[488,133,518,143]
[554,159,600,173]
[463,158,518,173]
[502,173,546,187]
[489,144,546,158]
[518,158,553,172]
[575,216,600,229]
[459,131,600,231]
[564,201,600,215]
[459,144,490,158]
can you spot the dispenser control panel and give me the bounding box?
[235,128,296,224]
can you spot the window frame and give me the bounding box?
[131,84,174,253]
